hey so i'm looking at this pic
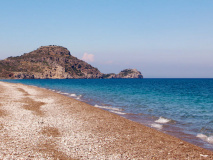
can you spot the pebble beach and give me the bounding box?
[0,81,212,159]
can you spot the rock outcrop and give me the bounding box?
[0,45,143,79]
[117,69,143,78]
[103,69,143,79]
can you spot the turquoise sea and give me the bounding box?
[2,78,213,151]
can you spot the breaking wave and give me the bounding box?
[197,134,213,144]
[155,117,170,124]
[151,123,163,130]
[94,104,126,115]
[70,93,77,97]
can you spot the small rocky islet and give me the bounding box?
[0,45,143,79]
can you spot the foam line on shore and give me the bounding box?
[49,89,82,100]
[197,134,213,144]
[151,123,163,130]
[94,104,126,115]
[155,117,171,124]
[70,93,77,97]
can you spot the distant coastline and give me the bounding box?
[0,45,143,79]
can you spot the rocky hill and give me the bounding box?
[0,45,143,79]
[103,69,143,79]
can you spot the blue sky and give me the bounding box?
[0,0,213,78]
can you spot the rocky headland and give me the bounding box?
[0,45,143,79]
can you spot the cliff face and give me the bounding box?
[0,45,143,79]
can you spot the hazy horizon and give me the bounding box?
[0,0,212,78]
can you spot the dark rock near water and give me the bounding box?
[0,45,143,79]
[102,69,143,79]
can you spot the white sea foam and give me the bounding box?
[52,90,75,97]
[207,136,213,144]
[70,94,77,97]
[94,105,123,111]
[197,133,208,140]
[197,134,213,144]
[155,117,170,124]
[110,110,126,115]
[151,123,163,130]
[94,104,126,115]
[75,95,82,99]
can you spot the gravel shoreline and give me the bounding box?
[0,81,212,159]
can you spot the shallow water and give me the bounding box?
[2,78,213,150]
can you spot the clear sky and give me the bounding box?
[0,0,213,78]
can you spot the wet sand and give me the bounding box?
[0,81,212,159]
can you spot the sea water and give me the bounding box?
[2,78,213,150]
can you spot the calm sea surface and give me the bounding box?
[2,78,213,150]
